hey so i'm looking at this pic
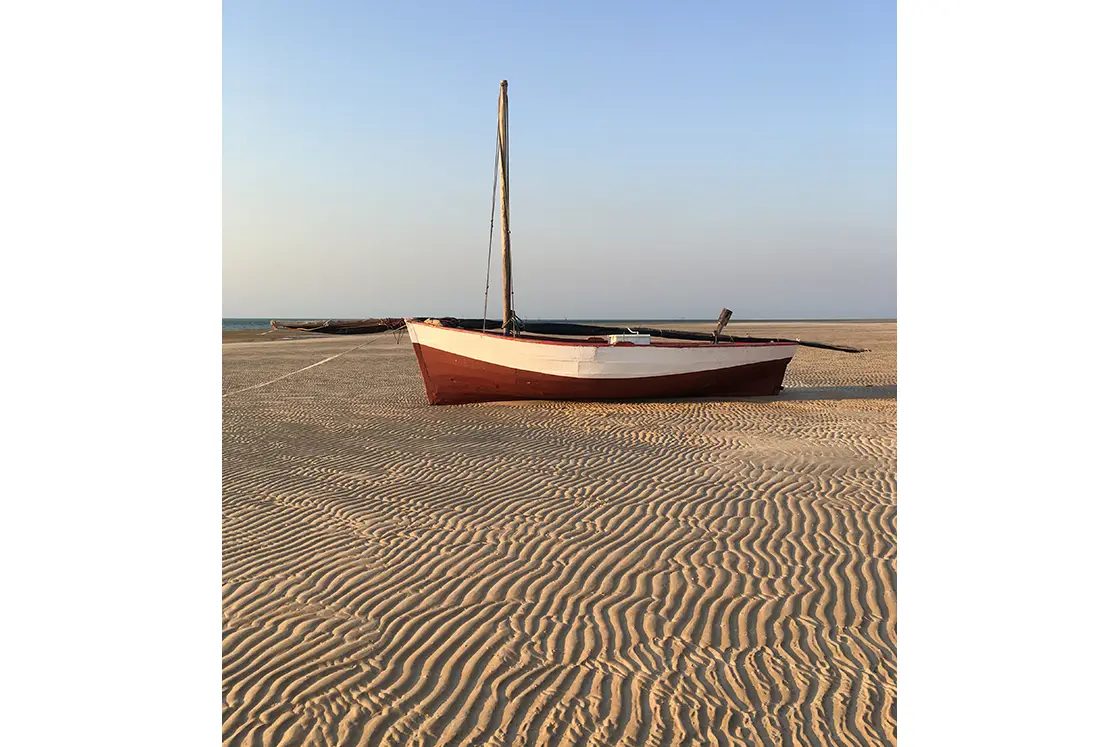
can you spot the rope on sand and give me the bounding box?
[222,336,381,398]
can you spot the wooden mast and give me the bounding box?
[497,80,515,334]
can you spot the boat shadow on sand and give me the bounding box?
[484,385,897,406]
[649,385,896,404]
[744,385,896,403]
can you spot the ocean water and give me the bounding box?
[219,317,711,331]
[223,317,893,331]
[223,318,277,331]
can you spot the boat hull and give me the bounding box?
[407,321,796,405]
[271,318,405,335]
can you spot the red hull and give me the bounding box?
[412,343,792,405]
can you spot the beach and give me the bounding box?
[222,322,897,745]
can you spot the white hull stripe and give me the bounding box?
[406,321,796,380]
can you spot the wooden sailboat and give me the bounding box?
[269,318,404,335]
[406,81,816,406]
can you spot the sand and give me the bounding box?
[222,322,897,746]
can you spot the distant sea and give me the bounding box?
[223,318,277,331]
[223,317,893,331]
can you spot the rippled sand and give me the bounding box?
[223,322,897,746]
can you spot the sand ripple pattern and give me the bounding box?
[223,323,896,745]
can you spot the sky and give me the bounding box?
[223,1,896,319]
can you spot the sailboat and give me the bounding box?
[406,81,855,406]
[269,318,404,335]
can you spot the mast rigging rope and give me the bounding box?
[482,117,501,332]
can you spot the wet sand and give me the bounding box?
[222,322,897,745]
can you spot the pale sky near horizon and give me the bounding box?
[223,1,896,319]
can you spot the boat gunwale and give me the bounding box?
[405,319,798,348]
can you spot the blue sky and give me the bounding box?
[223,1,896,318]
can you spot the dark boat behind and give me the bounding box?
[269,315,864,354]
[270,318,405,335]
